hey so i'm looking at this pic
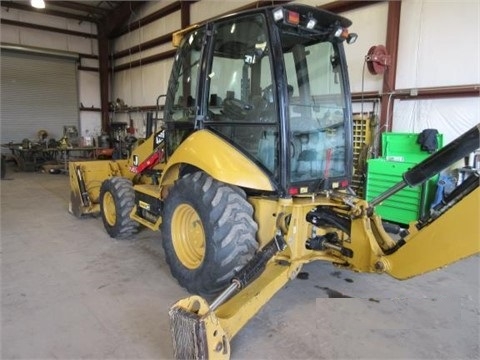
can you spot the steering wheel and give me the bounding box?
[222,98,253,120]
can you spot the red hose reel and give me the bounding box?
[365,45,391,75]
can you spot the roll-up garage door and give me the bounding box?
[1,50,79,144]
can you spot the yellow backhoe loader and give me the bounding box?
[69,111,165,222]
[69,4,479,359]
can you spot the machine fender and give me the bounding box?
[160,130,275,191]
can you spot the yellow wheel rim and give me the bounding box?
[103,191,116,226]
[171,204,206,270]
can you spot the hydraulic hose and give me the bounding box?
[209,234,286,311]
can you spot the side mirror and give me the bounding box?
[347,33,358,44]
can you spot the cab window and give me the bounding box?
[164,28,205,155]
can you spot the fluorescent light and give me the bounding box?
[31,0,45,9]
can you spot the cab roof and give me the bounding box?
[172,3,352,47]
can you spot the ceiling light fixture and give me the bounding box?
[30,0,45,9]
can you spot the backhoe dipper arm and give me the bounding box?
[366,123,480,279]
[381,184,479,279]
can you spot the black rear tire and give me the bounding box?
[99,177,138,239]
[162,171,258,297]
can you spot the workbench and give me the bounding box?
[2,143,103,172]
[58,146,103,171]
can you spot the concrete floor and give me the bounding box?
[1,165,479,359]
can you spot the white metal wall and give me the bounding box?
[108,0,479,180]
[396,0,479,89]
[2,1,477,143]
[392,0,480,142]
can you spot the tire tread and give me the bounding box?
[100,177,138,239]
[162,172,258,297]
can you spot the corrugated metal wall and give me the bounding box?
[1,50,78,144]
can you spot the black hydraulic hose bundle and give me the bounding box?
[305,207,351,235]
[209,234,287,311]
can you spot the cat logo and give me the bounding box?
[155,131,165,146]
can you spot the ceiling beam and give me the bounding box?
[319,0,386,13]
[97,24,110,132]
[113,32,173,60]
[47,1,109,16]
[1,1,96,23]
[180,1,191,29]
[114,49,177,72]
[393,85,480,100]
[224,0,291,15]
[1,18,97,38]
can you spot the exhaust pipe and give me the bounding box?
[145,112,154,139]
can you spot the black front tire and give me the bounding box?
[162,171,258,297]
[99,177,138,239]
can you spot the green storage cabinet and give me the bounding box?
[382,132,443,163]
[365,159,438,225]
[366,132,443,225]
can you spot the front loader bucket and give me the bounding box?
[169,295,230,360]
[68,159,132,218]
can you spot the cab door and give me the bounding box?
[203,14,280,178]
[163,27,207,157]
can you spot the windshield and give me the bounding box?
[281,34,349,187]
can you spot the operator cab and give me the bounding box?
[164,4,356,196]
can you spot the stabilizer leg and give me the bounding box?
[169,235,288,359]
[169,295,230,360]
